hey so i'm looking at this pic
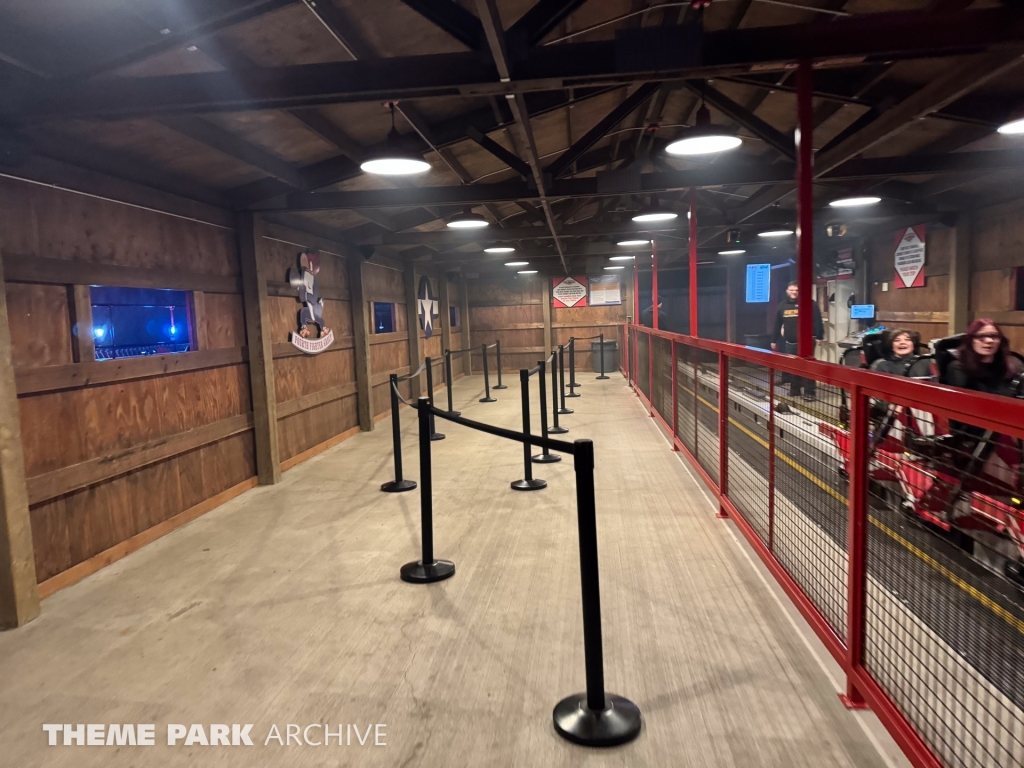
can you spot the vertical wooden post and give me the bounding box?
[0,257,40,628]
[439,276,453,357]
[237,211,281,485]
[404,262,423,399]
[460,275,472,376]
[188,290,208,351]
[67,284,96,362]
[949,214,971,335]
[348,255,374,432]
[542,274,553,357]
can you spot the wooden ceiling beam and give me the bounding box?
[683,81,796,161]
[400,1,483,51]
[509,0,594,47]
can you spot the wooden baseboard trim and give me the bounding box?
[38,476,259,600]
[280,425,361,472]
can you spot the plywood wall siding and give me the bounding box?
[468,276,545,372]
[260,236,358,462]
[0,177,257,586]
[553,303,627,373]
[365,262,410,417]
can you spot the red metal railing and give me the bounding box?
[624,323,1024,768]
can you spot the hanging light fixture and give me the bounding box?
[505,261,529,266]
[609,255,635,261]
[829,196,881,208]
[632,206,678,222]
[616,239,650,246]
[360,103,431,176]
[484,246,515,253]
[517,270,538,275]
[997,116,1024,135]
[447,206,489,229]
[718,249,746,256]
[665,97,742,156]
[758,229,794,238]
[604,266,625,270]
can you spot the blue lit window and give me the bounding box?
[90,287,191,360]
[373,302,395,334]
[449,306,460,328]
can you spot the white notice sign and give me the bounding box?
[588,275,621,306]
[894,226,926,289]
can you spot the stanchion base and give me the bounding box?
[566,392,581,398]
[381,479,417,493]
[511,478,547,491]
[532,452,562,464]
[400,559,456,584]
[553,693,642,747]
[569,382,582,388]
[493,384,508,390]
[430,433,446,441]
[548,426,569,434]
[479,396,497,403]
[596,375,610,380]
[447,410,462,417]
[557,407,574,415]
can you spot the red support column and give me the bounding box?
[652,236,659,330]
[796,59,815,360]
[842,384,869,709]
[633,264,640,327]
[671,341,679,451]
[768,371,776,551]
[648,333,654,417]
[717,352,729,518]
[689,189,698,338]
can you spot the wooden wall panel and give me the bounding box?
[970,269,1015,314]
[974,199,1024,272]
[364,262,405,303]
[275,349,355,402]
[278,395,358,462]
[6,284,74,369]
[202,293,246,348]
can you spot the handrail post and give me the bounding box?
[493,339,507,389]
[533,359,561,464]
[841,384,869,709]
[511,369,546,491]
[480,343,496,403]
[716,352,729,517]
[553,438,642,746]
[381,374,417,493]
[444,350,460,416]
[596,332,609,380]
[558,344,573,415]
[671,341,679,451]
[567,338,580,397]
[768,370,776,551]
[550,348,568,434]
[399,398,455,584]
[425,357,445,441]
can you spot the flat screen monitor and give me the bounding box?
[850,304,875,320]
[745,263,770,303]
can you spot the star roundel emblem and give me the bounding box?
[417,276,440,339]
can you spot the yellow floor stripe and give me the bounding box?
[676,381,1024,636]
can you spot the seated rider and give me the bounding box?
[944,319,1024,397]
[868,329,920,376]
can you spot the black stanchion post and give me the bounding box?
[549,349,568,434]
[444,350,461,416]
[480,343,496,403]
[425,357,445,441]
[567,338,580,397]
[381,374,417,493]
[596,333,609,380]
[533,359,561,464]
[493,339,507,389]
[553,439,642,746]
[558,345,573,415]
[400,398,456,584]
[511,369,546,491]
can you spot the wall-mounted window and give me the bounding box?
[91,286,192,360]
[373,302,395,334]
[449,305,460,329]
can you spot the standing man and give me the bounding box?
[771,281,824,400]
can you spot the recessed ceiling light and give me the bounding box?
[997,117,1024,135]
[609,255,635,261]
[484,246,515,253]
[758,230,794,238]
[505,261,529,266]
[829,196,881,207]
[617,239,650,246]
[719,249,746,255]
[517,270,538,275]
[447,207,489,229]
[604,266,625,270]
[360,103,431,176]
[665,104,742,156]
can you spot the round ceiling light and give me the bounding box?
[484,246,515,253]
[447,207,489,229]
[758,230,795,238]
[632,208,678,223]
[603,266,625,270]
[608,255,635,261]
[829,196,881,208]
[617,239,650,246]
[997,117,1024,135]
[517,270,538,275]
[666,104,742,156]
[360,103,430,176]
[718,249,746,255]
[505,261,529,266]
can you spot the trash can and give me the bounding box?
[591,339,617,373]
[743,334,772,350]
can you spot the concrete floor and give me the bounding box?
[0,374,892,767]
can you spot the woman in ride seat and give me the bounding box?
[944,319,1024,396]
[868,329,921,376]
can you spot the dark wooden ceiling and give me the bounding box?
[1,0,1024,274]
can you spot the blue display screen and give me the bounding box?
[850,304,875,319]
[745,264,770,303]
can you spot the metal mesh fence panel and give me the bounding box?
[725,359,771,545]
[862,393,1024,768]
[768,369,849,641]
[694,348,721,485]
[637,331,650,399]
[652,336,673,424]
[675,343,696,457]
